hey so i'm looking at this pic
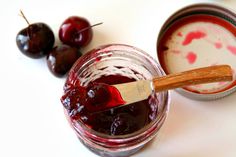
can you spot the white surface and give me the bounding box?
[1,0,236,157]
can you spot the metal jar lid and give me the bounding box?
[156,3,236,100]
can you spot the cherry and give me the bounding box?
[84,82,126,112]
[110,113,137,135]
[16,11,55,58]
[59,16,102,48]
[87,82,111,106]
[47,45,82,77]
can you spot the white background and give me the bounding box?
[1,0,236,157]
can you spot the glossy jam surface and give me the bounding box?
[61,75,158,135]
[158,15,236,94]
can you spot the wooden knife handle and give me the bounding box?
[153,65,233,92]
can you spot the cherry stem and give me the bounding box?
[77,22,103,34]
[19,10,30,25]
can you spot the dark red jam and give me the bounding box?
[61,75,158,135]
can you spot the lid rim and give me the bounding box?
[158,3,236,43]
[176,85,236,100]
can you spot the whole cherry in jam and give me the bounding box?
[59,16,102,48]
[16,11,55,59]
[85,82,125,112]
[61,75,158,135]
[61,81,125,113]
[47,45,82,77]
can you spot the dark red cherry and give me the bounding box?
[59,16,93,48]
[16,23,55,58]
[87,83,111,105]
[47,45,82,77]
[16,11,54,58]
[110,113,137,135]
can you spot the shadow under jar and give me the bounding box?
[61,44,170,157]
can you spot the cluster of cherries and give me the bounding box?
[16,11,101,77]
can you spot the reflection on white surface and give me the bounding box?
[0,0,236,157]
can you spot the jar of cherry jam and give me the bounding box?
[61,44,170,157]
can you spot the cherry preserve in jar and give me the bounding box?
[61,44,170,157]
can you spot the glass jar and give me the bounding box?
[62,44,170,157]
